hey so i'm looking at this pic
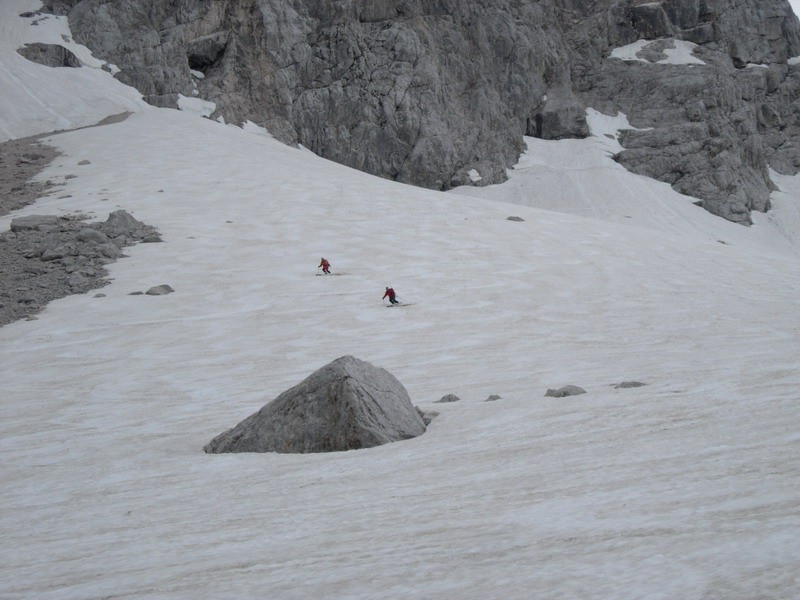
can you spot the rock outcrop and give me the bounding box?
[0,210,161,326]
[204,355,426,453]
[435,394,460,403]
[545,385,587,398]
[42,0,800,223]
[17,43,81,68]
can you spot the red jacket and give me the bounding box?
[383,288,396,300]
[319,259,330,269]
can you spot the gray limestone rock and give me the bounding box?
[94,242,123,259]
[43,0,800,223]
[545,385,587,398]
[615,381,647,389]
[17,43,81,68]
[485,394,502,402]
[76,228,108,244]
[10,215,59,232]
[1,210,161,327]
[204,355,426,453]
[103,209,146,235]
[145,284,174,296]
[435,394,461,403]
[0,138,61,218]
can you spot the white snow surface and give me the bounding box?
[610,39,706,65]
[176,94,216,118]
[0,0,144,142]
[467,168,482,182]
[2,2,800,598]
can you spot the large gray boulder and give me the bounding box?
[204,356,426,454]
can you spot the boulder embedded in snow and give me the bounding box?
[204,355,426,454]
[102,210,160,243]
[506,216,525,222]
[435,394,461,403]
[615,381,647,389]
[545,385,586,398]
[485,394,502,402]
[145,284,174,296]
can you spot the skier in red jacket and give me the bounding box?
[318,257,331,274]
[383,286,399,305]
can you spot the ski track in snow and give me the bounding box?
[2,2,800,598]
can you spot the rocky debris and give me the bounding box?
[0,210,161,327]
[10,215,60,232]
[615,381,647,389]
[435,394,461,403]
[0,136,61,217]
[44,0,800,223]
[506,216,525,222]
[416,406,439,426]
[545,385,586,398]
[485,394,502,402]
[17,42,82,68]
[204,355,426,454]
[145,284,174,296]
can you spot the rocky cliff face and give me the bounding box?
[41,0,800,223]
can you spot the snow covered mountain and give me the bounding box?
[39,0,800,223]
[2,1,800,598]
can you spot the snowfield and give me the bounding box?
[2,1,800,599]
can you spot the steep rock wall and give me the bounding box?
[41,0,800,223]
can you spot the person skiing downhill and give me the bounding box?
[383,286,399,305]
[318,257,331,274]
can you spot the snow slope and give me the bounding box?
[2,2,800,599]
[453,110,800,258]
